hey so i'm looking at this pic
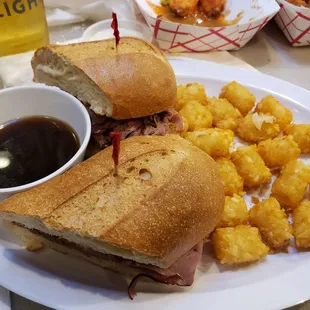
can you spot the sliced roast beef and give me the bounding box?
[21,225,202,299]
[128,274,182,300]
[88,108,183,150]
[128,242,203,299]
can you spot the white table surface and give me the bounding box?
[10,19,310,310]
[231,20,310,91]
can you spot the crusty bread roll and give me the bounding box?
[31,38,177,120]
[0,135,224,269]
[7,224,175,279]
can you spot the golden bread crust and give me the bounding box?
[0,135,224,267]
[31,38,177,120]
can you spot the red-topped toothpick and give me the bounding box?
[110,132,121,176]
[111,12,120,50]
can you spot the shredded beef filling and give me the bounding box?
[88,108,183,150]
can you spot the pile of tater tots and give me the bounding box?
[176,81,310,264]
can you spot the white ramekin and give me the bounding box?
[82,18,153,42]
[0,85,91,201]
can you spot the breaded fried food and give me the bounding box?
[237,113,280,143]
[185,128,234,158]
[286,0,308,7]
[293,200,310,248]
[216,194,248,228]
[257,135,301,168]
[176,83,208,111]
[231,145,271,188]
[206,97,241,131]
[219,81,256,116]
[200,0,226,18]
[255,95,293,129]
[212,225,269,264]
[169,0,200,17]
[179,100,212,131]
[272,160,310,210]
[181,116,189,136]
[283,124,310,154]
[249,198,293,249]
[216,157,244,196]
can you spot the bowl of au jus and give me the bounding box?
[0,85,91,201]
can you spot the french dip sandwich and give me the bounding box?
[31,38,182,151]
[0,135,224,298]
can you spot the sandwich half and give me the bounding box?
[0,135,224,298]
[31,38,182,153]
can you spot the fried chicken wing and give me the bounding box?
[200,0,226,18]
[169,0,199,16]
[286,0,308,7]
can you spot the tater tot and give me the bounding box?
[293,200,310,248]
[205,97,241,131]
[185,128,234,158]
[237,113,280,142]
[179,100,212,131]
[257,135,301,168]
[216,158,244,196]
[219,81,256,116]
[217,194,248,228]
[249,198,293,249]
[176,83,208,111]
[181,116,189,136]
[283,124,310,154]
[231,145,271,188]
[271,160,310,210]
[212,225,269,264]
[255,95,293,128]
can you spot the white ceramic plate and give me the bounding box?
[1,59,310,310]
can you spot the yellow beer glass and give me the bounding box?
[0,0,49,57]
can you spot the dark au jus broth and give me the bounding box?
[0,116,80,188]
